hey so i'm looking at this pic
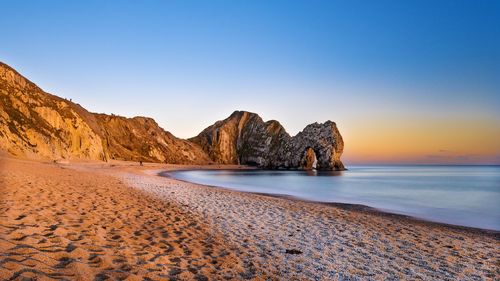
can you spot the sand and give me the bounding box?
[1,157,499,280]
[0,158,257,280]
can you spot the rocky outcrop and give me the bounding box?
[189,111,290,165]
[0,62,344,169]
[279,121,345,170]
[94,114,211,164]
[0,62,210,164]
[191,111,345,170]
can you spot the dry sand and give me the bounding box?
[0,158,257,280]
[1,156,499,280]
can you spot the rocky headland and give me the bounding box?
[191,111,345,170]
[0,61,344,170]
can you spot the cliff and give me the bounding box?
[0,62,107,160]
[0,62,210,164]
[0,62,344,170]
[191,111,345,170]
[94,114,210,163]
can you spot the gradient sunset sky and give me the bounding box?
[1,0,499,164]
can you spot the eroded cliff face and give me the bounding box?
[191,111,345,170]
[0,62,210,164]
[189,111,290,165]
[94,114,211,164]
[279,121,345,170]
[0,62,107,160]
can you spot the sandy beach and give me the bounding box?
[1,156,498,280]
[0,157,255,280]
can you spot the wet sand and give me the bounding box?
[1,157,499,280]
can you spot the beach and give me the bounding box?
[0,157,255,280]
[1,156,498,280]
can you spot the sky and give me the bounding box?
[1,0,499,165]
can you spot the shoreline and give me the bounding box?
[2,157,499,280]
[161,169,500,236]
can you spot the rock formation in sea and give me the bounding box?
[0,61,344,170]
[191,111,345,170]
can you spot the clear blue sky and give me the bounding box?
[1,0,499,164]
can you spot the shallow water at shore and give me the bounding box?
[170,165,500,230]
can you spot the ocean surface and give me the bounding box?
[169,166,500,231]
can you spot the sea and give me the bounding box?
[169,165,500,231]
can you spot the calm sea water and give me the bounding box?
[169,166,500,231]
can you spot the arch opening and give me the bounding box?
[302,147,318,170]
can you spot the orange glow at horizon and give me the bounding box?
[340,116,500,165]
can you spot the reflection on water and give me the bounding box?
[168,166,500,230]
[305,170,343,176]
